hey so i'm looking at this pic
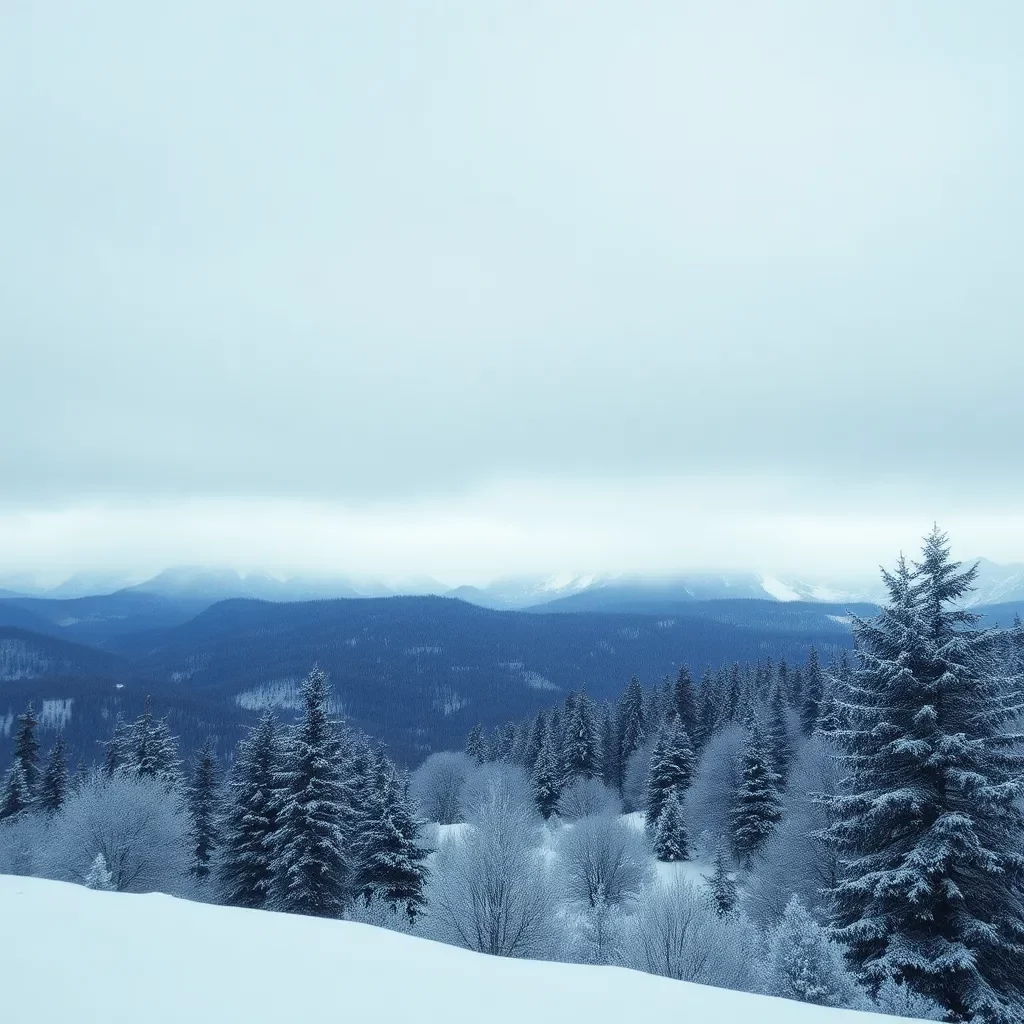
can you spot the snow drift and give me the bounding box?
[0,874,917,1024]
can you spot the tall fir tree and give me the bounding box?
[465,723,486,763]
[653,790,689,862]
[616,676,646,790]
[562,690,600,783]
[219,713,283,909]
[272,667,352,918]
[644,719,696,830]
[827,530,1024,1023]
[725,663,744,722]
[706,846,738,917]
[102,713,128,775]
[730,721,783,867]
[38,734,69,814]
[673,665,698,739]
[694,670,718,750]
[599,703,619,789]
[353,758,428,921]
[766,684,793,786]
[13,703,40,797]
[531,724,561,819]
[129,698,182,787]
[187,740,221,881]
[801,646,825,736]
[0,762,29,820]
[523,712,546,774]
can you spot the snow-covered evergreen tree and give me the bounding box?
[616,677,646,790]
[644,719,696,831]
[353,758,428,921]
[102,713,129,775]
[38,734,69,814]
[827,529,1024,1023]
[653,791,688,862]
[561,690,600,783]
[801,646,824,736]
[706,847,738,917]
[765,896,863,1009]
[874,978,945,1021]
[465,723,485,763]
[186,740,220,881]
[531,725,561,819]
[599,703,619,789]
[725,663,743,722]
[694,671,718,750]
[766,684,793,786]
[0,762,30,820]
[219,713,282,909]
[271,666,352,917]
[84,851,114,891]
[730,721,782,867]
[673,665,698,739]
[13,703,40,796]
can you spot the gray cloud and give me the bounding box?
[1,2,1022,574]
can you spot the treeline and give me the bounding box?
[0,671,428,921]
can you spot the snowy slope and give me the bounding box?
[1,874,914,1024]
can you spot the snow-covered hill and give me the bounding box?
[2,874,914,1024]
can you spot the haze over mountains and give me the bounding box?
[4,557,1024,612]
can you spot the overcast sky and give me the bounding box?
[2,2,1022,584]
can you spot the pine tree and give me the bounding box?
[126,698,182,786]
[694,670,718,750]
[465,723,485,763]
[102,713,128,775]
[827,530,1024,1023]
[38,734,69,814]
[801,646,825,736]
[725,663,743,722]
[531,726,561,819]
[13,703,40,797]
[353,759,428,921]
[0,762,29,820]
[730,721,783,867]
[220,713,282,909]
[653,791,688,861]
[85,852,113,891]
[187,740,220,881]
[766,896,862,1009]
[706,847,738,917]
[562,690,600,783]
[644,720,696,830]
[766,684,793,786]
[599,703,619,789]
[616,677,646,790]
[272,666,351,917]
[673,665,698,739]
[523,712,545,773]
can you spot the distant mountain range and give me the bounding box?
[2,556,1022,625]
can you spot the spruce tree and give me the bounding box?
[725,663,743,722]
[465,723,485,763]
[616,677,645,789]
[766,684,793,786]
[562,690,600,783]
[673,665,698,739]
[272,666,352,917]
[38,734,69,814]
[220,713,282,909]
[523,712,545,773]
[353,759,428,921]
[85,852,113,891]
[0,762,29,820]
[653,791,688,861]
[13,703,40,796]
[102,713,128,775]
[706,847,738,917]
[730,721,783,867]
[644,720,696,830]
[531,726,561,819]
[599,703,619,789]
[827,530,1024,1023]
[128,698,182,787]
[801,646,825,736]
[766,896,862,1009]
[694,670,718,750]
[187,740,221,881]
